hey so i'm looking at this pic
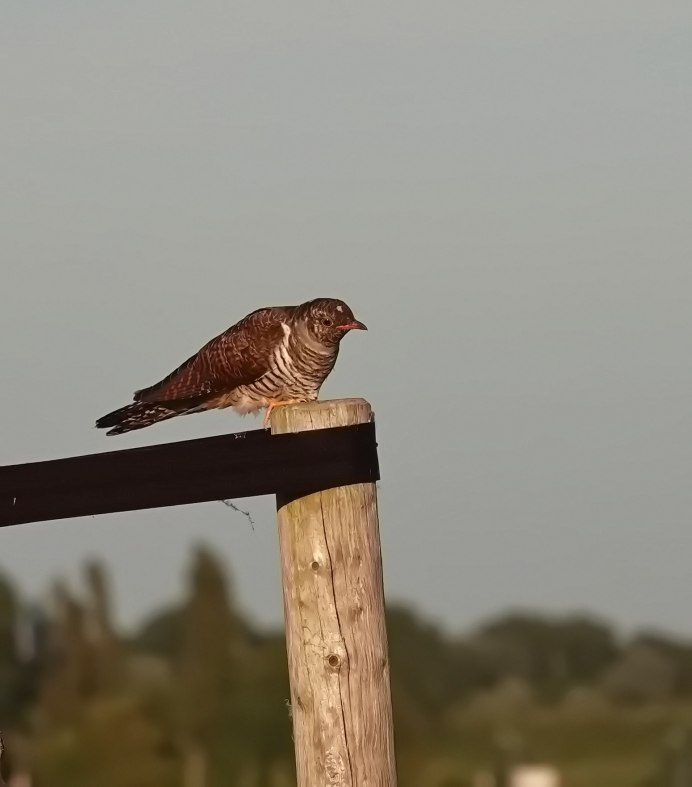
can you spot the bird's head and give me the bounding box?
[300,298,368,345]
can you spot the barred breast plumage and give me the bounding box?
[96,297,367,436]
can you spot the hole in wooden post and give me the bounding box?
[327,654,340,669]
[310,560,320,571]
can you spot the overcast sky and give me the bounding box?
[1,2,691,636]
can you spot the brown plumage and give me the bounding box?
[96,298,367,435]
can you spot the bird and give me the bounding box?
[96,297,367,436]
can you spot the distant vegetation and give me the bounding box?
[0,547,691,786]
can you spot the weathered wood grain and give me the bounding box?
[272,398,396,787]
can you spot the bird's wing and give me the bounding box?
[133,307,293,404]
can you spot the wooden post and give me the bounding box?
[271,398,396,787]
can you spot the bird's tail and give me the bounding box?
[95,402,181,436]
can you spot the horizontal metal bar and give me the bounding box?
[0,423,379,527]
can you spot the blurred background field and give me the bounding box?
[1,548,692,787]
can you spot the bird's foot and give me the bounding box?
[263,399,303,429]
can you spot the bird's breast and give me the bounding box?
[213,332,337,414]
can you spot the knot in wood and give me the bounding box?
[326,652,342,670]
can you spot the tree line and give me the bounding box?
[0,547,691,786]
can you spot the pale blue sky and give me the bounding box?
[1,2,691,635]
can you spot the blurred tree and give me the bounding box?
[0,574,37,725]
[32,697,177,787]
[602,643,677,704]
[210,635,294,787]
[84,561,125,695]
[0,575,18,717]
[634,633,692,697]
[35,582,92,726]
[9,547,692,787]
[466,677,534,720]
[472,612,620,700]
[135,607,184,662]
[386,604,461,718]
[176,545,249,787]
[31,575,179,787]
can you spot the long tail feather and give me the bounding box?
[95,402,180,436]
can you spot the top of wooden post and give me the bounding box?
[270,398,373,435]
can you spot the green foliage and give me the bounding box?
[1,553,692,786]
[603,644,678,704]
[33,697,177,787]
[0,575,37,725]
[471,611,620,700]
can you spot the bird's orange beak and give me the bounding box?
[337,320,367,331]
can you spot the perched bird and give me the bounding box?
[96,297,367,436]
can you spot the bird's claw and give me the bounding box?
[264,399,303,429]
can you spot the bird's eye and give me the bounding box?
[321,317,333,327]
